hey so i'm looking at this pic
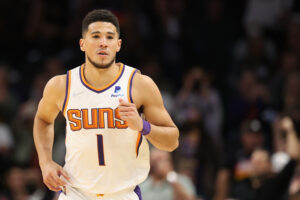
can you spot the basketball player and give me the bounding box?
[33,9,179,200]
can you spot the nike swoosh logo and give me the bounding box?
[73,91,85,96]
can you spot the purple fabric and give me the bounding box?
[140,120,151,136]
[62,70,70,113]
[97,135,105,165]
[129,69,138,103]
[134,186,142,200]
[136,134,143,157]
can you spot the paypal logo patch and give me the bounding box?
[111,86,124,98]
[114,86,121,93]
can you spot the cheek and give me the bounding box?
[112,41,121,51]
[86,44,98,54]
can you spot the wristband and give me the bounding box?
[140,120,151,135]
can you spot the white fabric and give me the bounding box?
[271,151,290,173]
[63,64,150,194]
[58,184,139,200]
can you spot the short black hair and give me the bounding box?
[82,9,120,37]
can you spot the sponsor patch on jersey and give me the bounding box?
[111,86,124,97]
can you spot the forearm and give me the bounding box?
[286,129,300,160]
[281,117,300,160]
[145,124,179,152]
[213,169,230,200]
[33,115,55,166]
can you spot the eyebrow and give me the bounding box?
[91,31,115,35]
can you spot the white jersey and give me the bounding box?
[61,63,150,194]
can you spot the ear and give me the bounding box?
[79,38,85,52]
[116,39,122,52]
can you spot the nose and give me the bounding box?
[99,37,108,48]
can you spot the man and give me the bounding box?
[140,148,196,200]
[33,9,179,200]
[230,117,300,200]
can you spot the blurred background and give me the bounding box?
[0,0,300,199]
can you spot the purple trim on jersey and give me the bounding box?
[134,186,142,200]
[129,69,138,103]
[62,71,70,113]
[79,64,125,93]
[136,135,143,157]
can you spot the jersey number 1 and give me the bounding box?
[97,135,105,165]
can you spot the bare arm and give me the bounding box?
[281,117,300,160]
[33,75,69,191]
[139,74,179,151]
[213,169,230,200]
[272,117,287,152]
[289,176,300,200]
[118,73,179,152]
[151,149,196,200]
[282,117,300,200]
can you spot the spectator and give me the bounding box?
[176,121,223,199]
[214,119,266,200]
[227,69,270,132]
[24,167,55,200]
[289,163,300,200]
[230,34,277,85]
[269,50,299,109]
[1,166,29,200]
[228,119,266,182]
[282,73,300,123]
[230,116,300,200]
[0,122,14,176]
[244,0,294,30]
[175,67,223,143]
[0,65,19,123]
[140,148,196,200]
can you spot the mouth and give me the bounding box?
[97,51,108,56]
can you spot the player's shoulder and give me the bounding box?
[43,74,67,98]
[131,72,161,107]
[132,72,157,89]
[46,74,66,90]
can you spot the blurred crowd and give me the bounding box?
[0,0,300,199]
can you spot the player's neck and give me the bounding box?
[83,62,121,89]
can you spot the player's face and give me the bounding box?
[80,22,121,69]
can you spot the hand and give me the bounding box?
[118,99,143,131]
[281,117,295,133]
[289,176,300,195]
[40,161,70,192]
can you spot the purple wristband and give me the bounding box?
[140,120,151,135]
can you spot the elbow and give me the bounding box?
[166,129,179,152]
[166,140,179,152]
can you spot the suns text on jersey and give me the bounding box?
[66,108,128,131]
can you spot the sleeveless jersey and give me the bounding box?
[61,64,150,194]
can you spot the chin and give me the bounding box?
[87,55,115,69]
[94,62,111,69]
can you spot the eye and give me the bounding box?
[92,35,99,38]
[107,36,114,39]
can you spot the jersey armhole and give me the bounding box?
[127,69,139,103]
[128,69,143,157]
[62,70,71,116]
